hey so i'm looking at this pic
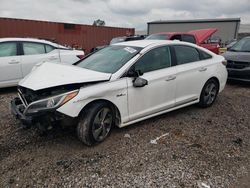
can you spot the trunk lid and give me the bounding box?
[19,62,111,91]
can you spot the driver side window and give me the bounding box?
[134,46,171,73]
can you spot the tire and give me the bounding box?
[198,79,219,108]
[77,102,114,146]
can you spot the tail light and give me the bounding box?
[222,60,227,66]
[77,55,85,59]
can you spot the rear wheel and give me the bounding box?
[198,79,219,108]
[77,102,114,146]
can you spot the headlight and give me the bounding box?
[24,90,78,114]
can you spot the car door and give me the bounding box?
[173,45,208,105]
[0,41,22,87]
[126,46,177,121]
[20,42,59,77]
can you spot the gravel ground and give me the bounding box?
[0,83,249,187]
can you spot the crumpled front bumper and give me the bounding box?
[11,97,33,125]
[11,97,54,126]
[11,97,76,129]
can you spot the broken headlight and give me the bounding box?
[24,90,78,114]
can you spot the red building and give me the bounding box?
[0,17,134,53]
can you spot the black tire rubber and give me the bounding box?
[198,79,219,108]
[77,102,114,146]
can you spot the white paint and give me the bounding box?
[17,40,228,129]
[19,62,111,90]
[0,38,84,88]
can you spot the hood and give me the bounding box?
[188,28,217,44]
[222,51,250,62]
[19,62,111,91]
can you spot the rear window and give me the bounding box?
[198,49,212,60]
[174,45,200,64]
[23,42,46,55]
[182,35,196,44]
[45,45,55,53]
[146,34,168,40]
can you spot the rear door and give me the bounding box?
[0,41,22,87]
[20,42,60,77]
[173,45,208,105]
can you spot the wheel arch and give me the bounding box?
[80,99,122,127]
[207,76,220,89]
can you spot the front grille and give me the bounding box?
[227,60,250,69]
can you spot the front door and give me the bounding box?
[0,42,22,87]
[126,46,176,121]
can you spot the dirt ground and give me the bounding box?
[0,82,249,187]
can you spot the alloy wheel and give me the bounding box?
[204,82,217,105]
[92,107,112,142]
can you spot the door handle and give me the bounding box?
[48,56,58,60]
[8,60,20,64]
[199,67,207,72]
[166,75,176,81]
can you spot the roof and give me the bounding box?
[112,39,188,48]
[148,18,241,24]
[0,37,67,48]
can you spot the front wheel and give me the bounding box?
[198,79,219,108]
[77,102,114,146]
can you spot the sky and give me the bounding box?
[0,0,250,30]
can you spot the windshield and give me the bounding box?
[110,37,126,44]
[146,34,169,40]
[75,45,141,73]
[229,37,250,52]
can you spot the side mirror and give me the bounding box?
[133,77,148,87]
[127,69,143,77]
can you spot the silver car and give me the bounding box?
[222,37,250,82]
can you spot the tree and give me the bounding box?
[93,19,105,26]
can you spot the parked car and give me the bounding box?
[11,40,227,145]
[110,35,146,44]
[225,39,237,49]
[0,38,84,88]
[222,37,250,82]
[90,35,146,53]
[146,28,220,54]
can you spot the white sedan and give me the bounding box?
[0,38,84,88]
[11,40,227,145]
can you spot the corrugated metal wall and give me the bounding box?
[0,17,135,53]
[148,20,240,44]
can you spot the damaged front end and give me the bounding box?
[11,84,82,131]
